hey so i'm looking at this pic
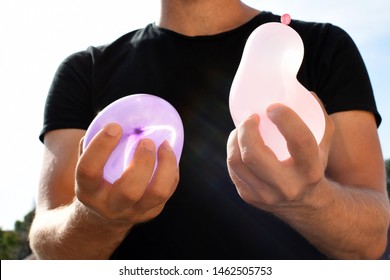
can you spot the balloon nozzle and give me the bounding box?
[281,14,291,25]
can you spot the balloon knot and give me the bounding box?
[133,127,144,135]
[281,14,291,25]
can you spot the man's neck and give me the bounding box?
[157,0,261,36]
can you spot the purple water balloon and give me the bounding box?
[83,94,184,184]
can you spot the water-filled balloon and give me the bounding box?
[229,15,325,160]
[83,94,184,184]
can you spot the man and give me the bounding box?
[29,0,389,259]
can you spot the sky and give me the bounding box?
[0,0,389,230]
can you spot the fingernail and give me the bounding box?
[248,113,260,121]
[266,103,283,119]
[161,140,173,152]
[140,139,156,152]
[105,124,121,137]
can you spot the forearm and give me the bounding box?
[273,178,390,259]
[29,199,131,259]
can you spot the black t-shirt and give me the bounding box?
[40,12,380,259]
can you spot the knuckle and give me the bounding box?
[226,153,241,169]
[237,188,255,205]
[241,148,258,166]
[123,188,144,203]
[280,186,301,201]
[228,168,244,187]
[151,187,171,203]
[305,166,324,186]
[151,176,178,202]
[113,179,145,203]
[76,160,100,180]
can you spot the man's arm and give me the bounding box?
[29,124,179,259]
[227,105,390,259]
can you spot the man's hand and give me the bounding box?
[226,102,334,208]
[76,123,179,227]
[30,124,179,259]
[226,98,389,259]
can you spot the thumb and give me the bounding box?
[76,123,123,187]
[267,103,319,167]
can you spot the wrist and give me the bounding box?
[71,198,133,234]
[302,176,336,210]
[271,177,335,218]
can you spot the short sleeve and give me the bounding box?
[39,50,95,142]
[315,25,381,126]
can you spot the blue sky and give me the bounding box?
[0,0,389,230]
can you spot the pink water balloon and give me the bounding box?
[229,14,325,160]
[83,94,184,184]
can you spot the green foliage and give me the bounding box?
[0,209,35,260]
[0,229,20,259]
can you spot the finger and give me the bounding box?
[110,138,157,209]
[76,123,122,190]
[267,103,318,167]
[227,128,258,185]
[227,129,282,206]
[135,140,179,211]
[236,114,281,182]
[226,129,258,201]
